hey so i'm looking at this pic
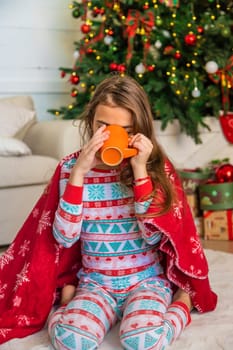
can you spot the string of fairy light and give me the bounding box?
[162,0,231,100]
[166,3,200,99]
[55,0,232,115]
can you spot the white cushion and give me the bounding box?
[0,155,58,188]
[0,137,32,156]
[0,103,36,137]
[0,95,35,110]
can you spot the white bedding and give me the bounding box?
[1,249,233,350]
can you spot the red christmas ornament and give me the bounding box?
[147,65,155,72]
[143,3,150,10]
[197,26,204,34]
[215,164,233,183]
[184,33,197,46]
[60,70,66,78]
[163,45,174,55]
[109,62,118,71]
[71,88,78,97]
[70,74,80,85]
[117,64,126,73]
[86,48,94,54]
[107,29,114,36]
[92,7,100,17]
[174,51,182,60]
[92,7,105,17]
[81,23,91,34]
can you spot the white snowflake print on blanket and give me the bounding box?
[13,295,22,307]
[37,210,52,234]
[0,243,15,270]
[18,240,31,257]
[189,264,203,276]
[32,207,40,218]
[173,200,183,220]
[17,314,30,326]
[0,328,10,339]
[14,263,30,292]
[0,281,7,300]
[187,237,204,276]
[190,236,204,258]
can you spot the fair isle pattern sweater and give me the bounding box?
[53,157,164,292]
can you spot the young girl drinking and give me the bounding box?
[47,75,217,350]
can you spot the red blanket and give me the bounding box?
[0,160,81,343]
[0,154,217,344]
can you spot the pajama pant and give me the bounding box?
[48,277,190,350]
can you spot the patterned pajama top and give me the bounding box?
[53,157,164,294]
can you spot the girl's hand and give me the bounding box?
[69,125,110,185]
[129,133,153,171]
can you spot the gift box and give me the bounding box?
[203,210,233,240]
[186,193,199,218]
[178,169,210,195]
[199,182,233,211]
[179,169,209,218]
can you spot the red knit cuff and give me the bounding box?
[63,183,83,204]
[133,179,153,200]
[172,301,192,326]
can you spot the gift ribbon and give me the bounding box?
[208,56,233,113]
[125,9,154,63]
[81,0,88,21]
[227,210,233,240]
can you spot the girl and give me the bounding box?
[47,75,217,350]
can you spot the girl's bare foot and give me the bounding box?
[61,285,76,305]
[173,288,193,311]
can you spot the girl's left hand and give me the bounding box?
[129,133,153,169]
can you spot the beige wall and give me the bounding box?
[0,0,80,120]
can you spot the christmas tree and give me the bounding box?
[49,0,233,143]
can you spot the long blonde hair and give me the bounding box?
[79,74,175,215]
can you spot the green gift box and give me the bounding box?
[199,182,233,211]
[178,169,210,195]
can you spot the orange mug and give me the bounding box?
[100,125,138,166]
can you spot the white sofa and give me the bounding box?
[0,96,81,246]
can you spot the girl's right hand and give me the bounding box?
[69,125,110,186]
